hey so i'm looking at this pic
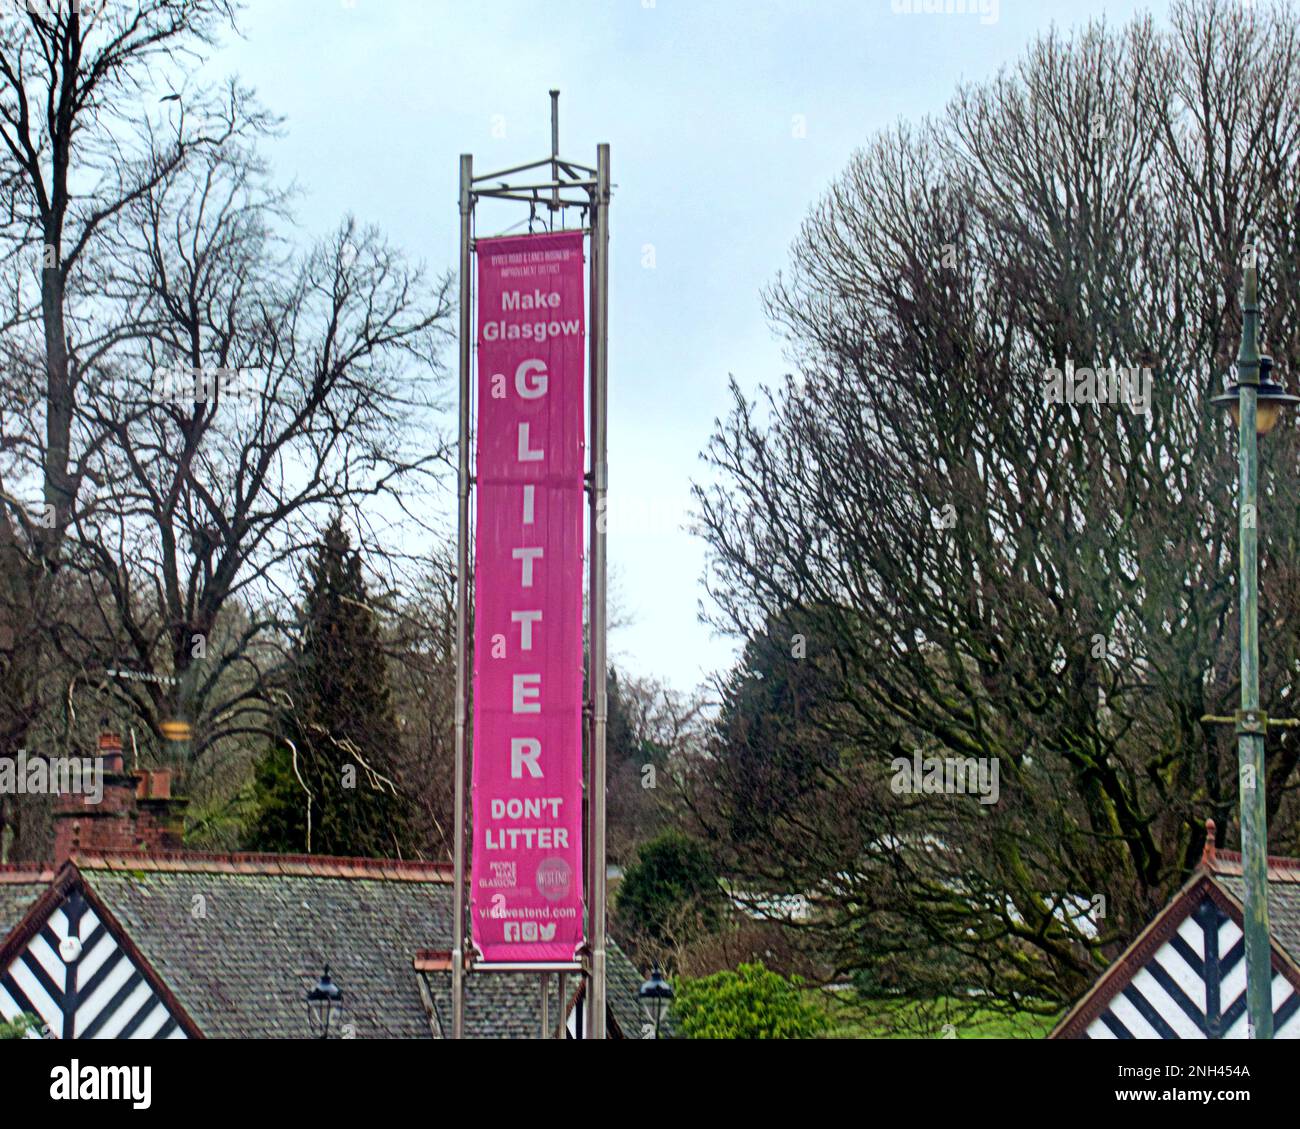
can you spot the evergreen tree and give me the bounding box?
[247,517,412,857]
[711,606,842,845]
[616,830,722,960]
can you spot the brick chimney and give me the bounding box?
[53,729,188,863]
[133,767,186,853]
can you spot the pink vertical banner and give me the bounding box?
[472,231,586,963]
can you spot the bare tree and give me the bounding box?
[64,134,452,785]
[385,552,458,860]
[0,4,453,858]
[606,667,709,862]
[693,1,1300,1012]
[0,0,242,853]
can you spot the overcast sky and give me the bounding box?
[213,0,1153,692]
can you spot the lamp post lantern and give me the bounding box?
[1209,258,1299,1039]
[637,962,673,1040]
[306,964,343,1039]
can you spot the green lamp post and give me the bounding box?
[1209,257,1300,1039]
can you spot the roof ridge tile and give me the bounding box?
[0,864,55,883]
[1207,847,1300,882]
[55,848,452,882]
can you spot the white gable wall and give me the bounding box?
[0,888,187,1039]
[1084,894,1300,1039]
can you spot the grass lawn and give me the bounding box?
[817,991,1060,1039]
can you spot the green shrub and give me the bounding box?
[672,961,828,1039]
[0,1013,39,1039]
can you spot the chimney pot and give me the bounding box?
[98,730,124,773]
[150,769,172,800]
[133,769,172,800]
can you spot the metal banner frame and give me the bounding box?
[453,93,610,1039]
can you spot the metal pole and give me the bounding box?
[586,142,611,1039]
[582,189,595,1036]
[540,973,549,1040]
[556,971,567,1039]
[1236,259,1273,1039]
[549,89,560,216]
[583,205,596,1039]
[452,152,474,1041]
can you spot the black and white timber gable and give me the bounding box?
[1053,845,1300,1040]
[0,879,192,1040]
[1079,894,1299,1039]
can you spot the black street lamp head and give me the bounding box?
[1211,356,1300,436]
[638,962,673,1037]
[306,964,343,1038]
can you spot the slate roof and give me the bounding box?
[607,937,656,1037]
[421,967,571,1038]
[0,866,52,940]
[1209,856,1300,965]
[418,942,660,1038]
[0,852,654,1039]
